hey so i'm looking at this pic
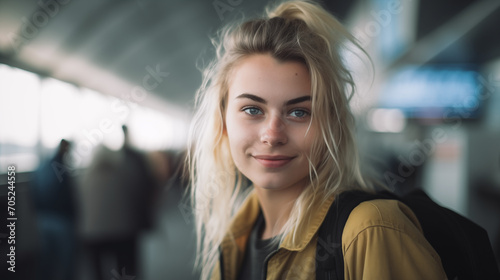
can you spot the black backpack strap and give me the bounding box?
[316,190,396,280]
[399,189,500,280]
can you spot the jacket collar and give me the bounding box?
[280,193,335,251]
[226,191,261,241]
[225,190,336,252]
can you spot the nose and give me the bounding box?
[260,114,287,146]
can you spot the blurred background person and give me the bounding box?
[78,125,157,280]
[30,139,78,280]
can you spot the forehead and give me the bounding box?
[228,54,311,101]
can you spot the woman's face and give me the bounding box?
[225,54,316,192]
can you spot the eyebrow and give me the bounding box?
[236,93,311,106]
[236,93,266,104]
[285,96,311,106]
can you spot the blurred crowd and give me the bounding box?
[29,125,186,280]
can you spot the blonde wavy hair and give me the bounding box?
[188,1,374,278]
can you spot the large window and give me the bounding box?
[0,64,40,173]
[0,64,188,173]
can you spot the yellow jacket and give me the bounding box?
[212,190,447,280]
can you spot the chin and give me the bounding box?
[252,178,295,191]
[251,179,282,190]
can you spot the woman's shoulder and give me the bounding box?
[348,198,421,228]
[342,199,423,240]
[340,199,446,279]
[341,198,433,251]
[341,198,442,260]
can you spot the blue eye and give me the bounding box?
[243,107,263,115]
[289,109,309,118]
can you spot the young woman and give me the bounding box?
[188,1,447,279]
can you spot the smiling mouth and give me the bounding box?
[253,155,295,168]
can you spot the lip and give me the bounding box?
[253,155,295,168]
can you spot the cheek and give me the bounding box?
[308,129,325,168]
[301,124,317,147]
[226,129,253,174]
[300,125,319,159]
[225,113,237,141]
[225,115,248,154]
[228,129,250,151]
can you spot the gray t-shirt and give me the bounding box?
[238,213,280,280]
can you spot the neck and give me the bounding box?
[254,185,304,240]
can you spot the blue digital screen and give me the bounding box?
[378,66,483,120]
